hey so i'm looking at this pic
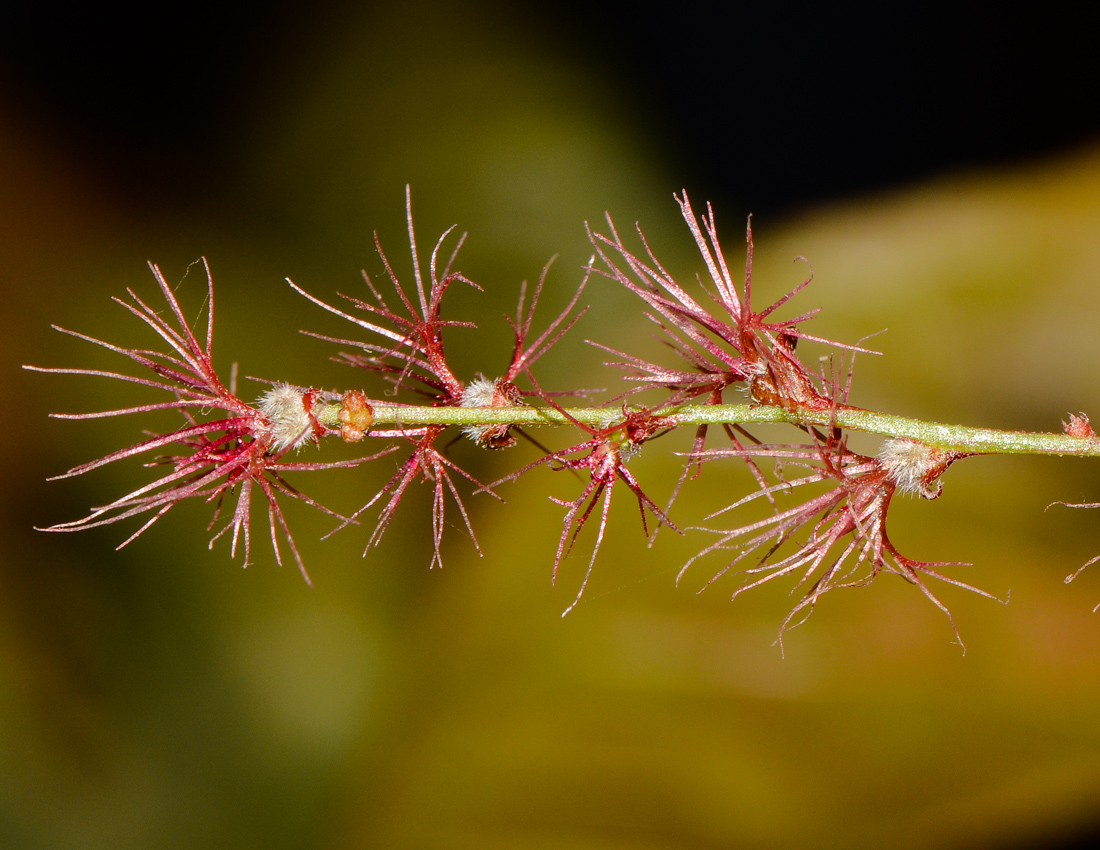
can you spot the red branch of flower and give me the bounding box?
[327,423,500,569]
[588,193,885,541]
[288,185,478,403]
[488,376,679,615]
[25,259,374,584]
[460,257,594,449]
[291,188,510,567]
[682,425,1002,654]
[503,255,592,387]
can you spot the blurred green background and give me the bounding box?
[5,3,1100,847]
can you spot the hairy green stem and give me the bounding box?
[315,401,1100,457]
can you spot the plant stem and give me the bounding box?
[315,401,1100,457]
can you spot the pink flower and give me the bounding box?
[683,426,1001,653]
[589,192,874,408]
[490,377,678,615]
[459,256,592,449]
[290,187,500,567]
[292,188,594,568]
[289,187,477,404]
[26,259,374,584]
[589,192,878,536]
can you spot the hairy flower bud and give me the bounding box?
[877,438,954,499]
[460,377,525,449]
[258,384,320,452]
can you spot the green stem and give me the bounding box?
[315,400,1100,457]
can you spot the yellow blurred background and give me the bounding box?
[4,3,1100,847]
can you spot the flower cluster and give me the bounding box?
[681,431,999,652]
[588,193,875,410]
[586,196,1006,646]
[288,187,495,569]
[488,380,678,615]
[286,188,596,570]
[26,259,378,584]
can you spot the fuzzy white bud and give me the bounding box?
[257,384,317,452]
[459,377,498,410]
[459,376,524,449]
[877,438,945,499]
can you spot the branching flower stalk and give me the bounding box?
[27,187,1100,652]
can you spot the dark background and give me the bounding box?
[2,4,1095,218]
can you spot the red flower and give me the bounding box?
[289,186,477,404]
[292,188,594,567]
[490,377,679,615]
[459,256,592,449]
[589,192,875,408]
[26,259,374,584]
[684,426,1001,653]
[290,188,500,567]
[588,192,879,534]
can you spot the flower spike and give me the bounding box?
[29,188,1100,651]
